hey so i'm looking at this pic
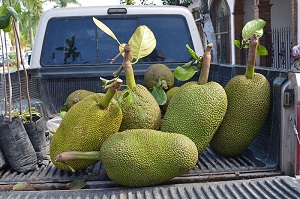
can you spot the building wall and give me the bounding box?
[189,0,236,63]
[294,0,300,45]
[189,0,296,66]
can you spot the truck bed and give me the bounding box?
[0,63,297,197]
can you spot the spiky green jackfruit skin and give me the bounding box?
[100,129,198,187]
[161,86,181,113]
[161,81,227,154]
[210,73,271,157]
[64,89,95,111]
[119,84,161,131]
[50,93,122,171]
[144,63,174,90]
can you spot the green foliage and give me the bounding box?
[0,4,19,31]
[234,18,268,56]
[46,0,79,8]
[162,0,193,7]
[11,107,41,122]
[173,44,203,81]
[124,0,136,5]
[151,78,167,105]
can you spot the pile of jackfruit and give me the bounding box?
[50,42,271,188]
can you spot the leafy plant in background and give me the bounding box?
[0,2,33,122]
[0,3,19,121]
[233,18,268,56]
[12,107,41,123]
[162,0,193,7]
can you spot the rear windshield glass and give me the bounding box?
[41,15,194,67]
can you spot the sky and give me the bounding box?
[43,0,162,11]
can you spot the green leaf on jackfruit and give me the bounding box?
[93,17,121,45]
[186,44,200,61]
[233,40,241,49]
[128,25,156,63]
[174,65,198,81]
[257,44,268,56]
[151,80,167,105]
[242,18,266,40]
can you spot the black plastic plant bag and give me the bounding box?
[0,147,6,169]
[0,117,37,173]
[24,116,50,166]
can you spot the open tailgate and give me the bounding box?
[1,176,300,198]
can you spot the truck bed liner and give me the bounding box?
[0,146,278,185]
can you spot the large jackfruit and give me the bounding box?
[210,35,271,157]
[50,79,123,171]
[100,129,198,187]
[63,89,95,111]
[118,44,161,131]
[119,84,161,131]
[161,44,227,154]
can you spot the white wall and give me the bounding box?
[271,0,292,29]
[243,0,254,24]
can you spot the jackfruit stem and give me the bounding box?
[55,151,101,163]
[113,65,123,77]
[122,44,136,89]
[198,43,213,85]
[161,80,168,90]
[100,78,123,109]
[245,35,258,79]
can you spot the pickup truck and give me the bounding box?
[1,5,300,198]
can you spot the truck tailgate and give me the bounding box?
[1,176,300,198]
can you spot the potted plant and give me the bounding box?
[0,3,38,173]
[13,102,50,166]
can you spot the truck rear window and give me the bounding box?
[41,15,194,67]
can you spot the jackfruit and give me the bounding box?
[63,89,95,111]
[210,35,271,157]
[161,86,180,113]
[161,44,227,154]
[118,44,161,131]
[144,63,174,91]
[50,79,123,171]
[100,129,198,187]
